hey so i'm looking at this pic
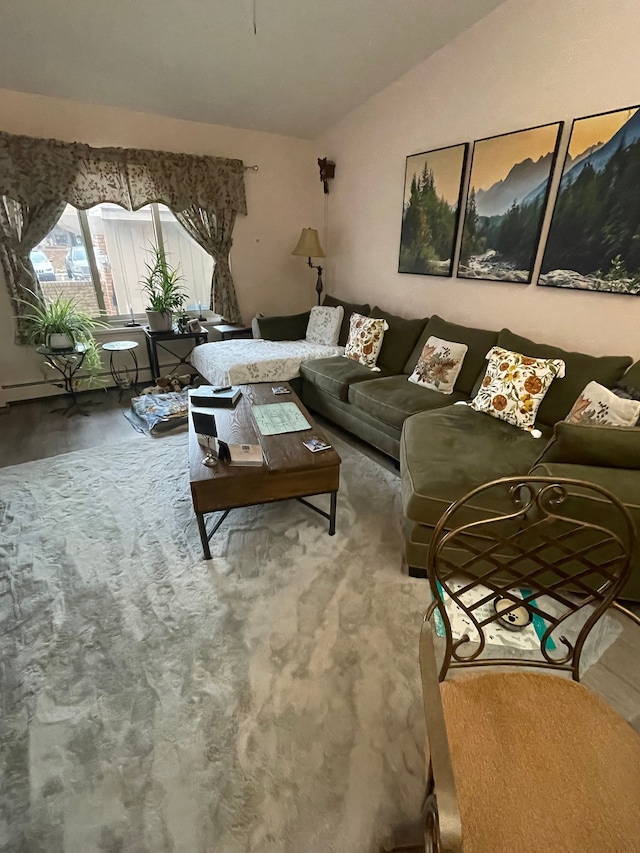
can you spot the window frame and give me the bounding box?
[53,202,204,324]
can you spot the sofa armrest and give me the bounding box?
[251,310,311,341]
[532,421,640,470]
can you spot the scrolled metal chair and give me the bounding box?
[386,476,640,853]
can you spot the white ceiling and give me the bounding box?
[0,0,505,139]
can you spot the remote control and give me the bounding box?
[212,385,232,393]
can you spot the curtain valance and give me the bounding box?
[0,131,247,215]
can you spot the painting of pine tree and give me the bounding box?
[398,143,468,276]
[457,122,563,283]
[539,105,640,294]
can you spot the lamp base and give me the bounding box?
[315,265,324,305]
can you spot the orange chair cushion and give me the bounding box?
[439,671,640,853]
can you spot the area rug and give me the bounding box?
[0,432,427,852]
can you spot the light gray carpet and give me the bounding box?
[0,432,427,853]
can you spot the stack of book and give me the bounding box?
[188,385,242,408]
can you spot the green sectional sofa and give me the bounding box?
[254,298,640,601]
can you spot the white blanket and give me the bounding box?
[190,338,344,386]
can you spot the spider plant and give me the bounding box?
[16,290,109,385]
[140,243,186,313]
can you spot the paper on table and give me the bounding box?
[252,402,311,435]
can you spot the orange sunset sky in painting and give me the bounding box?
[566,106,638,161]
[470,124,561,192]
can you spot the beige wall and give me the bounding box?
[320,0,640,360]
[0,89,324,399]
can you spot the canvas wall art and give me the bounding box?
[457,122,563,283]
[398,143,468,276]
[539,105,640,295]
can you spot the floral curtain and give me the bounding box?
[0,197,67,340]
[175,205,241,323]
[0,131,247,331]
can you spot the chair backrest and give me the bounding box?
[426,476,635,682]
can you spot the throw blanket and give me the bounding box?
[190,338,344,386]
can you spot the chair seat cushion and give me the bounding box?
[440,671,640,853]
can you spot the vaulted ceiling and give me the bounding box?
[0,0,506,139]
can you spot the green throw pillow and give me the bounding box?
[369,306,428,375]
[533,421,640,470]
[323,295,370,346]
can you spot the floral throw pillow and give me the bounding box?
[408,336,468,395]
[343,313,389,371]
[470,346,566,433]
[566,380,640,427]
[305,305,344,346]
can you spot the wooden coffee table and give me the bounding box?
[189,382,341,559]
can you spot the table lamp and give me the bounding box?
[291,228,326,305]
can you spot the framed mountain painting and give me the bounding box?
[398,142,468,276]
[457,122,563,283]
[539,105,640,295]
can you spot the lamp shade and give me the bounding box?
[291,228,325,259]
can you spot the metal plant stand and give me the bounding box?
[102,340,140,400]
[36,343,102,417]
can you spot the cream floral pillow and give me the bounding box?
[470,346,566,433]
[566,381,640,427]
[408,336,468,395]
[343,313,389,371]
[305,305,344,346]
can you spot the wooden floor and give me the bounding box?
[1,391,639,731]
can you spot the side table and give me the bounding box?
[102,340,140,400]
[143,325,209,380]
[36,343,102,417]
[209,323,253,342]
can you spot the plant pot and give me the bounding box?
[47,332,74,351]
[145,310,173,332]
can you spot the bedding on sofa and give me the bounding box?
[190,337,344,386]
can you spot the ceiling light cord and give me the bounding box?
[253,0,257,34]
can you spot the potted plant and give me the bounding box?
[140,243,186,332]
[16,291,109,386]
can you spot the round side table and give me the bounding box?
[102,340,140,400]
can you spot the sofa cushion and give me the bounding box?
[253,310,311,341]
[619,360,640,390]
[348,375,468,431]
[323,294,371,346]
[497,329,632,427]
[400,406,546,528]
[404,315,499,394]
[533,421,640,470]
[300,356,389,402]
[369,306,428,374]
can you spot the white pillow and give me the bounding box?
[408,336,468,395]
[565,380,640,427]
[305,305,344,345]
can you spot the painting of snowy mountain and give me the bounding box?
[539,105,640,294]
[457,122,563,283]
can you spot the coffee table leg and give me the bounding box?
[329,491,337,536]
[196,512,212,560]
